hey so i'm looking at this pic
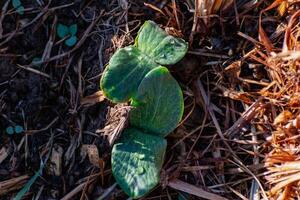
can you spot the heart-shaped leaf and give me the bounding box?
[16,6,24,15]
[100,46,159,103]
[14,125,24,134]
[136,20,188,65]
[130,67,184,137]
[69,24,78,36]
[12,0,21,8]
[57,24,69,39]
[6,126,14,135]
[65,36,77,47]
[112,128,167,199]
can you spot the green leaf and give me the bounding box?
[14,125,24,134]
[69,24,78,36]
[12,0,21,8]
[65,36,77,47]
[136,20,188,65]
[112,128,167,199]
[13,160,44,200]
[16,6,24,15]
[130,67,184,137]
[5,126,14,135]
[100,46,160,103]
[57,23,69,39]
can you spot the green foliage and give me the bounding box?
[65,36,77,47]
[5,126,14,135]
[5,125,24,135]
[12,0,24,15]
[136,21,188,65]
[100,20,188,199]
[13,160,44,200]
[69,24,78,35]
[57,23,78,47]
[101,21,187,103]
[16,6,24,15]
[12,0,21,8]
[57,24,69,39]
[130,67,184,137]
[14,125,24,134]
[100,46,159,102]
[112,128,166,198]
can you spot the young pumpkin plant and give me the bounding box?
[100,21,188,199]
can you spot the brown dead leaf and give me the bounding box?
[259,0,284,53]
[274,111,293,125]
[0,175,29,196]
[283,9,300,51]
[80,91,105,107]
[47,145,63,176]
[277,1,288,16]
[223,90,252,104]
[81,145,100,168]
[224,60,241,78]
[211,0,223,13]
[97,104,130,145]
[289,94,300,107]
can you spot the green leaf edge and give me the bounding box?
[16,6,24,15]
[130,66,184,137]
[57,23,69,39]
[100,46,159,103]
[65,36,77,47]
[12,0,21,8]
[111,128,167,199]
[134,20,188,65]
[69,24,78,36]
[101,20,188,199]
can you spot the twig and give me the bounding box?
[16,64,51,79]
[168,179,228,200]
[195,79,268,200]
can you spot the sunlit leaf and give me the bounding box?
[100,46,159,103]
[130,67,184,137]
[136,20,188,65]
[112,128,167,199]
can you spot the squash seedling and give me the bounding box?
[5,126,14,135]
[6,125,24,135]
[12,0,24,15]
[100,21,188,198]
[57,23,78,47]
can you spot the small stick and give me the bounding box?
[16,64,51,78]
